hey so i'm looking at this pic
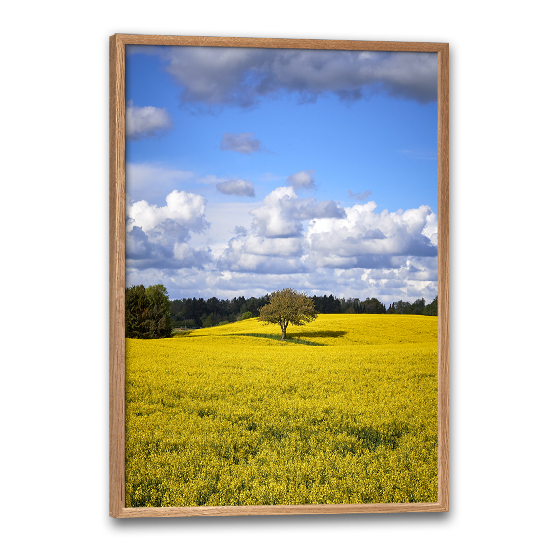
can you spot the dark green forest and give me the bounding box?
[169,293,438,329]
[126,284,438,337]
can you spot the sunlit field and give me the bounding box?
[125,314,438,507]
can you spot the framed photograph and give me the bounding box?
[110,34,449,518]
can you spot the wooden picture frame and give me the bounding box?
[109,33,449,518]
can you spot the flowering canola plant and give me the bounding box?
[126,314,438,507]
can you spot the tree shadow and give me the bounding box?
[174,329,348,342]
[290,330,347,339]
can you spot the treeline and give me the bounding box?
[170,295,270,329]
[387,297,438,316]
[126,284,438,337]
[170,294,438,329]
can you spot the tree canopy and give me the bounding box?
[126,284,173,339]
[258,288,318,340]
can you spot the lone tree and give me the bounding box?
[258,288,318,340]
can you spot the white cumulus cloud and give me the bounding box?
[126,102,173,140]
[220,132,262,154]
[216,186,346,273]
[286,170,316,190]
[216,179,256,197]
[250,186,345,238]
[127,190,208,233]
[306,202,437,269]
[126,190,212,270]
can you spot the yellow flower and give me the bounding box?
[125,313,438,507]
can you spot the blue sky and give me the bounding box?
[125,45,438,304]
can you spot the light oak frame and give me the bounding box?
[109,34,449,518]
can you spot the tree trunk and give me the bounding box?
[281,326,286,340]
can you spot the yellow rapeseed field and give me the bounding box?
[125,314,438,507]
